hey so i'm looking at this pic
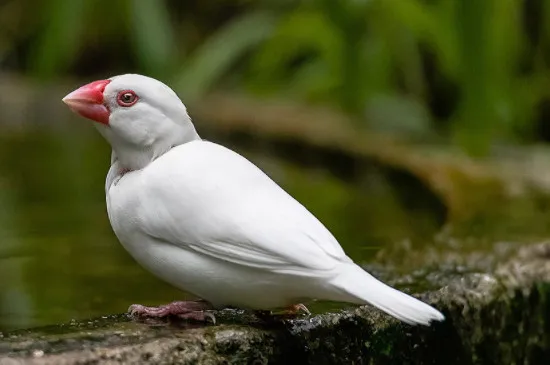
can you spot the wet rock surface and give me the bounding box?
[1,239,548,365]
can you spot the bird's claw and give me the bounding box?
[178,310,216,324]
[127,301,215,323]
[255,303,311,321]
[292,303,311,315]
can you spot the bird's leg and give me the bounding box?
[255,303,311,321]
[281,303,311,316]
[128,300,215,323]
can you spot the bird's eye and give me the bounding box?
[116,90,138,107]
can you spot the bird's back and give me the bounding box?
[139,140,350,270]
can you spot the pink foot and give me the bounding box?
[255,303,311,321]
[283,303,311,316]
[128,300,215,323]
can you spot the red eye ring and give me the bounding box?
[116,90,138,107]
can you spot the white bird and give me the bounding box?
[62,74,444,326]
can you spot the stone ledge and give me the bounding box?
[1,241,548,364]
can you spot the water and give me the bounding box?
[0,125,442,331]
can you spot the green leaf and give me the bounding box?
[30,0,88,79]
[383,0,458,75]
[247,9,342,98]
[129,0,176,77]
[363,94,433,137]
[174,11,277,102]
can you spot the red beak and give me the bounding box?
[62,80,111,125]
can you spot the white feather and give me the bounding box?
[329,263,445,325]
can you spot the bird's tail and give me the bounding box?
[328,263,445,326]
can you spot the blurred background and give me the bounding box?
[2,0,550,331]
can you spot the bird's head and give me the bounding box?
[62,74,200,170]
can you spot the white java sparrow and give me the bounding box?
[62,74,444,326]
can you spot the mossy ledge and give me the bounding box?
[1,240,549,365]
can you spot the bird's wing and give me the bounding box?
[137,141,350,275]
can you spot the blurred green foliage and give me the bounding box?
[2,0,550,155]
